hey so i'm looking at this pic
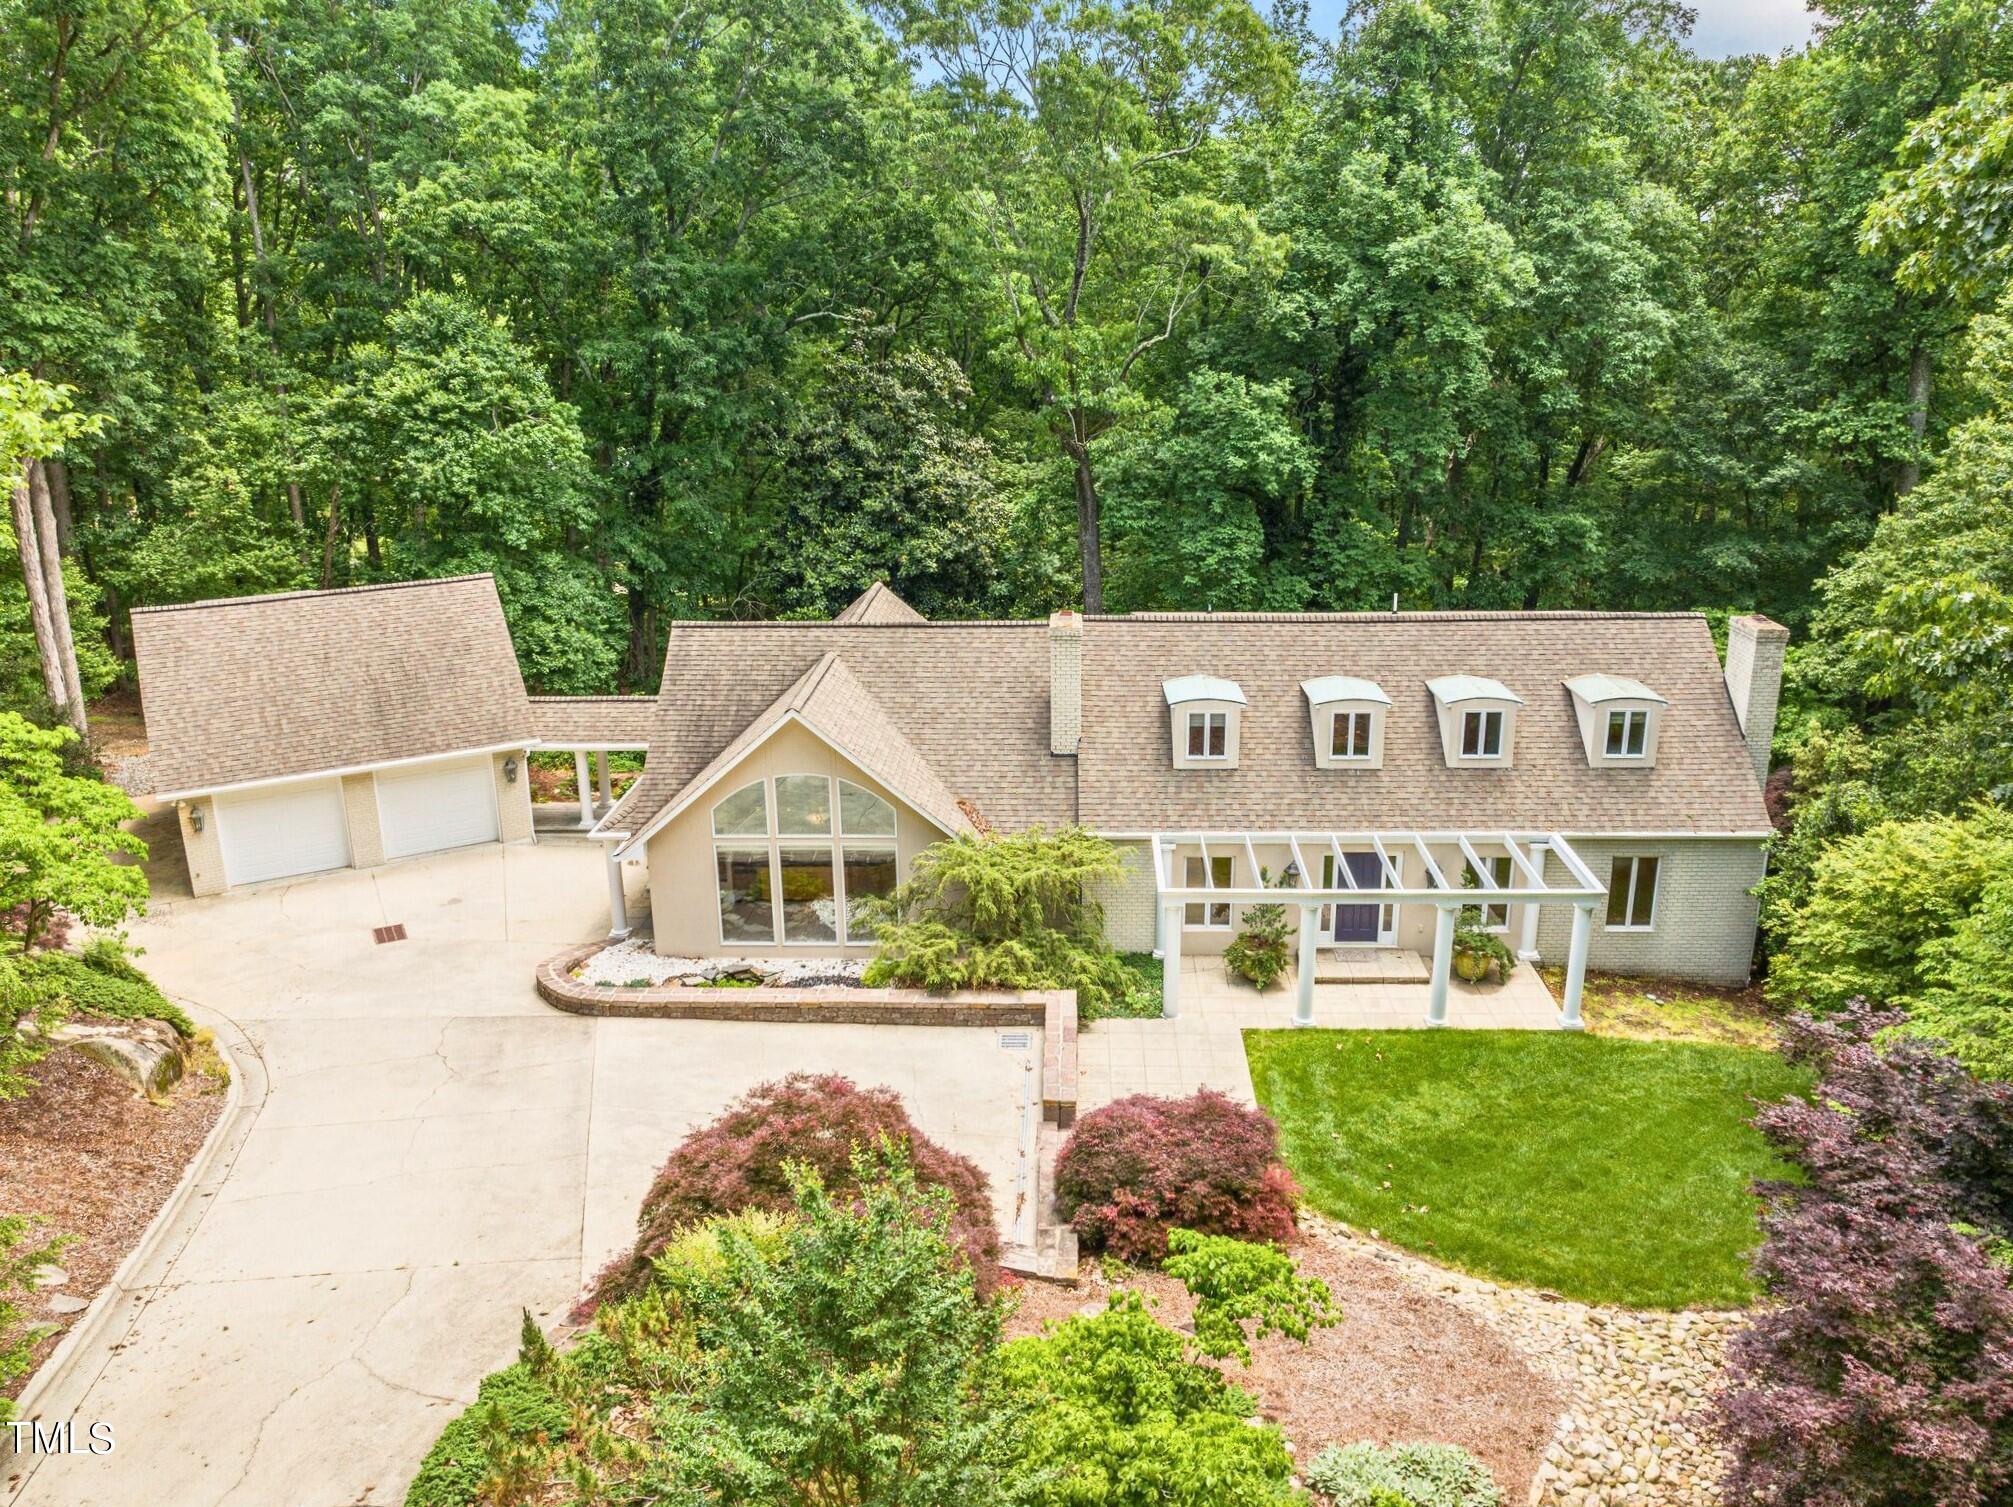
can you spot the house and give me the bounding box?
[133,576,542,893]
[596,586,1785,1026]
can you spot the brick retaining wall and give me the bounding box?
[536,943,1078,1127]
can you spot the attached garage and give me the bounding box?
[376,757,500,860]
[216,780,352,887]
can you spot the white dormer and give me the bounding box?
[1427,675,1523,768]
[1164,675,1246,769]
[1564,674,1668,768]
[1301,676,1390,769]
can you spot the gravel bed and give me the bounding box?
[0,1042,226,1406]
[571,937,868,989]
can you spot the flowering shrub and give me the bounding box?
[1055,1089,1297,1262]
[585,1073,1001,1309]
[1714,1004,2013,1506]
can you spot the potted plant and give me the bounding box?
[1452,915,1515,983]
[1224,869,1293,990]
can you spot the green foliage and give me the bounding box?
[0,1213,70,1425]
[1908,874,2013,1080]
[1223,874,1294,991]
[993,1290,1299,1507]
[0,958,54,1101]
[403,1362,569,1507]
[0,714,146,951]
[1305,1441,1504,1507]
[1768,806,2013,1015]
[865,828,1140,1019]
[1864,82,2013,305]
[1161,1228,1338,1364]
[17,947,192,1039]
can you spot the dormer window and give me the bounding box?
[1565,675,1667,768]
[1302,676,1389,769]
[1164,676,1246,769]
[1427,676,1523,768]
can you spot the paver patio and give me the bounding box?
[1079,952,1561,1112]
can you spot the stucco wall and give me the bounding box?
[340,773,385,868]
[177,801,227,897]
[493,750,533,842]
[1533,837,1766,987]
[643,719,941,958]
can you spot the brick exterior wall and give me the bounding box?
[1049,611,1082,755]
[1533,838,1767,987]
[1090,839,1159,952]
[176,801,227,897]
[493,750,533,841]
[340,773,385,867]
[1724,615,1788,788]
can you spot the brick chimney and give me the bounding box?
[1049,610,1082,755]
[1724,614,1789,788]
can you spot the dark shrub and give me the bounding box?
[1055,1089,1297,1262]
[585,1072,1001,1309]
[1715,1004,2013,1506]
[19,946,193,1037]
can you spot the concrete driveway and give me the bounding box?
[5,840,1037,1507]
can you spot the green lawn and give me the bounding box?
[1245,1028,1808,1308]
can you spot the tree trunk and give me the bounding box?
[1897,342,1932,497]
[29,462,85,730]
[11,463,68,715]
[286,481,304,530]
[321,483,341,587]
[1062,431,1103,614]
[45,456,74,552]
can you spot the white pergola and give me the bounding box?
[1151,830,1606,1030]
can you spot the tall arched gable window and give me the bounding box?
[710,776,899,946]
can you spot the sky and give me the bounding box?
[1301,0,1822,59]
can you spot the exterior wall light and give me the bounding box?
[503,756,519,784]
[189,804,205,834]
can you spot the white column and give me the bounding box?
[1517,841,1546,959]
[605,847,631,938]
[1161,902,1184,1019]
[1294,903,1319,1027]
[1426,901,1457,1027]
[575,749,594,828]
[1560,900,1594,1031]
[595,751,613,807]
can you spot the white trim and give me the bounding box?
[611,710,960,860]
[1558,830,1772,841]
[1183,708,1230,760]
[157,739,532,804]
[1604,853,1661,932]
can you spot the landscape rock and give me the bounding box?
[50,1017,185,1097]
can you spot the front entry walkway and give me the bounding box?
[1078,955,1560,1114]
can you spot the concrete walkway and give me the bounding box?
[5,841,1035,1507]
[1079,952,1562,1113]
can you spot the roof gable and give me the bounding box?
[833,581,927,624]
[133,575,534,797]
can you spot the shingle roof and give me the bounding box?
[529,695,657,747]
[1077,614,1768,833]
[615,608,1771,844]
[612,652,973,848]
[832,581,927,624]
[132,575,534,797]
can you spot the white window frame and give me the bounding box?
[1186,710,1229,761]
[1329,709,1373,761]
[1465,853,1513,930]
[1183,853,1234,929]
[710,775,899,948]
[1322,849,1400,945]
[1605,708,1650,759]
[1606,855,1660,932]
[1461,708,1504,759]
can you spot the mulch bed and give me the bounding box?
[0,1044,226,1405]
[1006,1228,1561,1495]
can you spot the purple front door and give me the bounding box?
[1331,851,1385,942]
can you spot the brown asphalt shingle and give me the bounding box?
[132,575,534,797]
[832,581,928,624]
[529,695,657,747]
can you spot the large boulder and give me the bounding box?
[51,1017,186,1097]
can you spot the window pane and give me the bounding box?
[1482,711,1502,756]
[1207,713,1227,757]
[774,775,832,835]
[717,847,775,942]
[1631,856,1659,927]
[842,846,897,943]
[1605,712,1626,756]
[839,780,895,837]
[1627,712,1647,756]
[1331,713,1350,757]
[712,780,768,837]
[1352,713,1371,756]
[1462,713,1481,756]
[778,846,837,942]
[1607,857,1633,927]
[1187,714,1206,757]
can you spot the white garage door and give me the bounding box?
[376,757,499,860]
[217,780,352,887]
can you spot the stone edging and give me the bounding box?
[5,993,267,1456]
[536,943,1079,1128]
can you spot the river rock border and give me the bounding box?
[1298,1213,1737,1507]
[536,941,1079,1128]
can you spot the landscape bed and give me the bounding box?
[1245,1028,1809,1308]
